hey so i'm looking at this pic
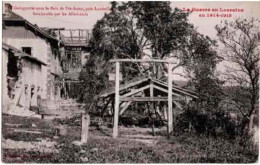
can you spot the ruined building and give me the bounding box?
[54,29,91,100]
[2,3,91,113]
[2,3,63,111]
[2,43,47,111]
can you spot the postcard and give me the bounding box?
[2,1,259,163]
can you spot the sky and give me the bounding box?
[5,1,260,81]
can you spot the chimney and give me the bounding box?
[3,3,12,14]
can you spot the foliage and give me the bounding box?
[3,131,258,163]
[88,1,194,79]
[184,31,224,112]
[215,18,259,130]
[80,2,224,114]
[2,114,258,163]
[78,55,109,112]
[176,108,240,138]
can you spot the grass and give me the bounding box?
[2,114,258,163]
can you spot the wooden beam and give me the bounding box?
[155,103,163,117]
[100,78,149,98]
[113,62,120,138]
[163,105,168,121]
[119,101,132,116]
[150,81,155,136]
[110,59,177,63]
[153,84,181,97]
[81,113,90,143]
[173,101,182,110]
[168,63,173,135]
[152,79,198,99]
[120,97,180,102]
[150,81,153,96]
[122,85,150,98]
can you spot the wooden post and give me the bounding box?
[164,104,168,121]
[168,63,173,135]
[150,81,155,136]
[113,62,120,138]
[81,113,90,143]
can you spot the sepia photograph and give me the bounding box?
[1,1,259,163]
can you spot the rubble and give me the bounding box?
[2,138,58,153]
[3,103,41,118]
[71,141,83,146]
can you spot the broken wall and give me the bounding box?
[2,49,12,110]
[3,27,49,99]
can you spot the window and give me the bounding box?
[65,51,81,68]
[22,47,32,55]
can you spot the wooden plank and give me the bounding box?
[120,97,180,102]
[100,78,149,98]
[110,59,177,63]
[155,103,163,117]
[150,81,155,136]
[163,105,168,120]
[150,81,154,97]
[173,100,182,110]
[113,62,120,138]
[119,101,132,116]
[152,79,198,99]
[168,63,173,134]
[122,85,150,98]
[153,84,181,97]
[81,113,90,143]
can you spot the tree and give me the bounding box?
[79,55,109,112]
[216,18,259,133]
[184,30,224,112]
[81,1,196,112]
[80,1,223,114]
[89,1,194,80]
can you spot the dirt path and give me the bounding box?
[90,126,167,146]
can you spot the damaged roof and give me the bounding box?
[2,10,25,21]
[100,77,198,99]
[3,11,60,42]
[3,42,47,66]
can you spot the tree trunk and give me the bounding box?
[248,114,254,135]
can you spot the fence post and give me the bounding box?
[168,63,173,135]
[81,112,90,143]
[113,61,120,138]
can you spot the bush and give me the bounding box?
[176,109,240,138]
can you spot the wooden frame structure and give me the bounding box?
[108,59,196,138]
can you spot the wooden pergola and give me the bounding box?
[105,59,197,138]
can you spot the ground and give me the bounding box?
[2,113,258,163]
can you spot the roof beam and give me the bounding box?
[152,79,198,99]
[120,97,181,102]
[110,59,177,63]
[153,84,181,97]
[121,84,150,98]
[100,78,149,97]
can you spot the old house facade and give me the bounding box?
[2,3,64,111]
[2,43,46,110]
